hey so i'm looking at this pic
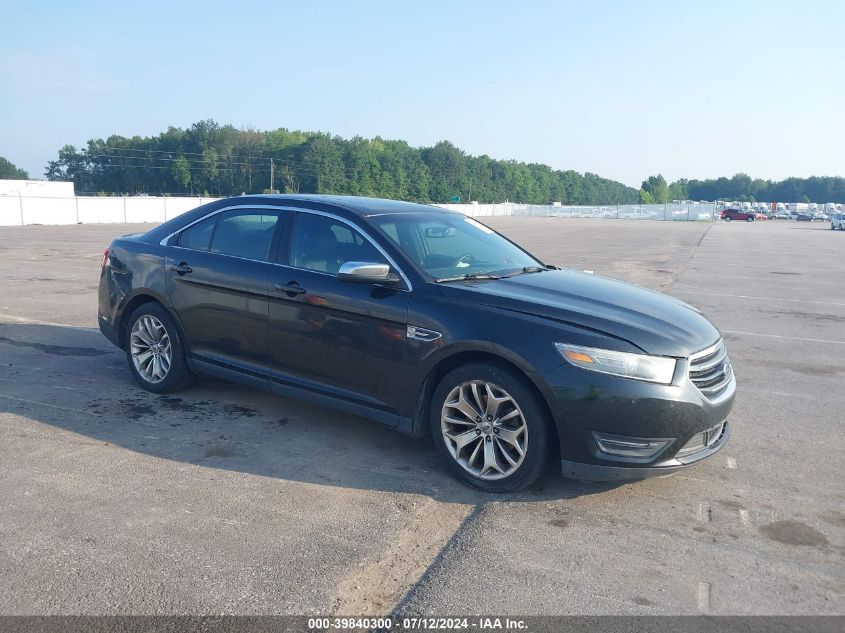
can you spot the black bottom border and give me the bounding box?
[0,616,841,633]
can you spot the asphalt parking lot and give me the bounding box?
[0,218,842,616]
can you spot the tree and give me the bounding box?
[668,179,688,201]
[423,141,468,202]
[45,145,91,190]
[170,154,191,191]
[278,164,299,193]
[639,188,657,204]
[641,174,669,204]
[0,156,29,179]
[302,136,346,193]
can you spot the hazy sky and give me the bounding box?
[1,0,842,187]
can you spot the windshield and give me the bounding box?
[372,213,543,281]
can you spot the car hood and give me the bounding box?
[438,269,719,357]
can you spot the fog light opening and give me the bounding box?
[591,432,672,460]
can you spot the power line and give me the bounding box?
[88,154,255,168]
[98,145,273,160]
[90,145,396,178]
[83,152,347,181]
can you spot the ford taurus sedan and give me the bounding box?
[98,195,735,491]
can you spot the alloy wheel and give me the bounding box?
[441,381,528,480]
[130,315,172,384]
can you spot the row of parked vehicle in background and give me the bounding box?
[771,210,829,221]
[720,207,845,227]
[718,201,842,225]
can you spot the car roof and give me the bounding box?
[235,194,459,218]
[140,194,463,245]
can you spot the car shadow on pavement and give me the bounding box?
[0,322,622,504]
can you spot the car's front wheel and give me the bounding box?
[125,302,193,393]
[430,363,552,492]
[724,216,732,222]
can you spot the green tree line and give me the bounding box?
[42,120,637,204]
[636,173,845,205]
[675,173,845,204]
[18,124,845,204]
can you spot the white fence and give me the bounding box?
[435,202,718,221]
[0,195,221,227]
[0,195,718,227]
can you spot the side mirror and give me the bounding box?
[338,261,400,284]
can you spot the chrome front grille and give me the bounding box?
[676,421,727,458]
[688,339,733,400]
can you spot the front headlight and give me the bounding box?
[555,343,677,384]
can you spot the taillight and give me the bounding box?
[101,248,110,268]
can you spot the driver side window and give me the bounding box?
[287,212,387,275]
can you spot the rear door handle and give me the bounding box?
[169,262,193,275]
[275,281,306,296]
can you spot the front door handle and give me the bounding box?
[275,281,306,296]
[169,262,193,275]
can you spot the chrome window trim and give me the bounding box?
[168,244,274,266]
[160,204,413,291]
[158,204,284,247]
[162,205,283,264]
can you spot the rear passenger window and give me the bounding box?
[210,211,279,261]
[179,215,217,251]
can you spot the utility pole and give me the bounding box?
[270,158,274,193]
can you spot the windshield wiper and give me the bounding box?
[499,266,547,278]
[436,272,503,283]
[436,265,549,283]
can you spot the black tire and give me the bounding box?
[746,217,754,222]
[430,363,553,492]
[124,302,193,394]
[724,216,732,222]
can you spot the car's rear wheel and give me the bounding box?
[430,363,552,492]
[746,217,754,222]
[125,303,192,393]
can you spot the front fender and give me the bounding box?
[403,338,563,436]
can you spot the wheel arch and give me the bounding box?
[411,348,561,460]
[117,291,183,350]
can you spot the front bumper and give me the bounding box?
[543,357,736,481]
[561,423,731,481]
